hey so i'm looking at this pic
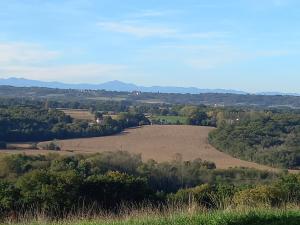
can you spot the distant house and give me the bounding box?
[94,111,104,125]
[132,91,142,96]
[96,117,104,124]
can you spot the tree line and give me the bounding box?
[3,85,300,108]
[0,106,149,142]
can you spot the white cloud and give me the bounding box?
[136,43,295,71]
[97,21,229,40]
[0,41,128,82]
[129,9,182,18]
[255,50,293,57]
[97,21,177,38]
[0,64,127,82]
[0,42,60,65]
[130,10,167,18]
[185,48,295,70]
[178,32,230,39]
[185,50,241,69]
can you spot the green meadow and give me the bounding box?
[150,115,188,124]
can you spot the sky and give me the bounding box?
[0,0,300,93]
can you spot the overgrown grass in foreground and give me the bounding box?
[5,208,300,225]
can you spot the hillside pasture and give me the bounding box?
[6,143,37,150]
[60,109,95,121]
[37,125,276,171]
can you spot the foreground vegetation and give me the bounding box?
[2,207,300,225]
[0,152,298,221]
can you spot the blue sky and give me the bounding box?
[0,0,300,92]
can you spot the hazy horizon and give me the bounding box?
[0,0,300,93]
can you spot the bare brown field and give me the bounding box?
[60,109,94,121]
[35,125,277,171]
[3,143,37,150]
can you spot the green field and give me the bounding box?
[151,115,188,124]
[7,209,300,225]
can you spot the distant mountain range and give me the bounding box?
[0,77,299,96]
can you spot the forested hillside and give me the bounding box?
[209,111,300,169]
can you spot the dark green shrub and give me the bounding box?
[0,142,6,149]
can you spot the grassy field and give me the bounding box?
[137,99,165,104]
[60,109,95,121]
[5,209,300,225]
[36,125,275,171]
[151,115,188,124]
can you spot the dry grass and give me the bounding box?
[2,205,300,225]
[60,109,94,121]
[35,125,277,171]
[6,143,35,150]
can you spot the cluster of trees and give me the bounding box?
[0,97,131,114]
[209,111,300,169]
[51,100,131,113]
[178,106,215,126]
[0,106,149,143]
[133,104,216,126]
[0,152,284,216]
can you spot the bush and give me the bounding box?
[81,171,155,208]
[16,170,82,210]
[41,141,61,151]
[273,174,300,203]
[0,181,20,212]
[233,185,283,207]
[168,184,213,207]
